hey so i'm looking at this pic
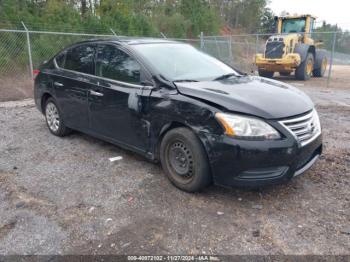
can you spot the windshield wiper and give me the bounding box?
[174,79,199,83]
[214,73,241,81]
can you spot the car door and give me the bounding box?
[89,44,151,152]
[52,44,96,130]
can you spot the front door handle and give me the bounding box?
[90,90,104,97]
[53,81,64,87]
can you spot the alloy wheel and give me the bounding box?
[45,102,60,132]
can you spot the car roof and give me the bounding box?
[75,37,180,46]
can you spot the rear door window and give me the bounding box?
[64,45,95,74]
[95,44,141,85]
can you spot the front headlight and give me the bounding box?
[215,112,281,140]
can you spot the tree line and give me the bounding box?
[0,0,274,37]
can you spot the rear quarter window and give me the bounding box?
[55,52,66,68]
[64,45,95,74]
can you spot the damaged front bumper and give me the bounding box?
[199,131,322,188]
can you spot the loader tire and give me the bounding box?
[295,53,314,80]
[313,53,328,77]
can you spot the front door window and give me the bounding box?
[95,45,141,84]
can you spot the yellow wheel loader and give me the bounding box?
[255,14,328,80]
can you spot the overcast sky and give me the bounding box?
[268,0,350,30]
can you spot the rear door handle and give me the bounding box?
[90,90,104,97]
[53,81,64,87]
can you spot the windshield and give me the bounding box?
[131,43,238,81]
[281,18,306,33]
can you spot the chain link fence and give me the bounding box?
[0,28,115,101]
[0,30,30,101]
[0,26,203,101]
[0,25,349,101]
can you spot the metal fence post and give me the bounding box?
[229,35,233,64]
[255,34,259,55]
[21,21,33,78]
[214,36,222,60]
[200,32,204,50]
[327,31,337,88]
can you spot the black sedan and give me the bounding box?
[34,38,322,192]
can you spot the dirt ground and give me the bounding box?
[273,65,350,90]
[0,77,349,255]
[0,73,33,102]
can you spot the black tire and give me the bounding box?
[295,53,314,80]
[44,97,71,137]
[279,72,291,77]
[258,70,274,78]
[160,127,211,192]
[313,52,328,77]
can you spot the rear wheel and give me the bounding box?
[258,70,274,78]
[313,55,327,77]
[295,53,314,80]
[45,98,71,137]
[160,127,211,192]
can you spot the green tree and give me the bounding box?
[179,0,221,37]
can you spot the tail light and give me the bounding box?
[33,69,40,80]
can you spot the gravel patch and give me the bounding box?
[0,87,349,255]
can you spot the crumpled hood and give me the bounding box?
[175,76,314,119]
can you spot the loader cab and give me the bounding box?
[276,15,315,44]
[276,15,315,34]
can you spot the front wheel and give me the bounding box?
[160,127,211,192]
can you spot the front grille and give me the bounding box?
[279,110,321,147]
[265,41,285,59]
